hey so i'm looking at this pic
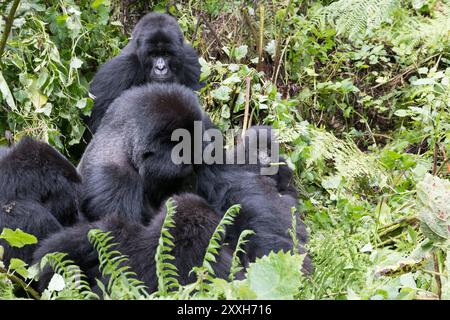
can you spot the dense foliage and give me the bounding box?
[0,0,449,299]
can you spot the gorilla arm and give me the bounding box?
[87,54,144,134]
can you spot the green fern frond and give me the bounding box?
[308,128,388,192]
[202,204,241,276]
[154,198,180,296]
[389,6,450,59]
[39,252,96,299]
[288,207,299,255]
[229,229,254,281]
[298,232,368,299]
[87,229,148,299]
[316,0,400,39]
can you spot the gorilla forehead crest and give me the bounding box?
[133,13,184,44]
[115,83,203,124]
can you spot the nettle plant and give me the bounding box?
[394,66,450,153]
[0,0,124,157]
[199,45,301,133]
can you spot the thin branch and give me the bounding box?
[0,0,21,59]
[433,252,442,299]
[200,13,223,50]
[241,77,251,138]
[257,4,265,71]
[241,7,259,45]
[191,13,202,44]
[272,0,292,83]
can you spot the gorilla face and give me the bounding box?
[131,86,204,205]
[85,13,203,136]
[132,13,186,84]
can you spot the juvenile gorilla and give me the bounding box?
[85,13,203,135]
[232,125,298,197]
[78,83,203,224]
[0,137,81,264]
[197,149,312,273]
[33,193,235,293]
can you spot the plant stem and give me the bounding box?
[433,252,442,299]
[241,77,251,138]
[272,0,292,83]
[0,266,40,300]
[0,0,21,60]
[257,4,265,71]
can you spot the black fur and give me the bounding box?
[33,193,235,293]
[0,137,81,264]
[234,125,298,197]
[78,83,203,223]
[85,13,203,136]
[196,160,312,273]
[0,146,10,159]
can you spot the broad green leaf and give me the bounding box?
[199,57,211,81]
[9,258,28,278]
[0,71,16,110]
[0,228,38,248]
[234,45,248,61]
[211,85,232,101]
[91,0,108,9]
[246,251,304,299]
[35,103,53,116]
[223,74,241,85]
[412,78,435,86]
[417,174,450,242]
[265,39,276,57]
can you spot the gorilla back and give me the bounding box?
[33,193,235,293]
[0,137,81,264]
[78,83,203,224]
[85,13,202,135]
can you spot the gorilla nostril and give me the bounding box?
[155,58,166,70]
[154,57,169,76]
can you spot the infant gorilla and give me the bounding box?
[33,193,234,293]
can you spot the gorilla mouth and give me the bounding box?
[154,68,168,76]
[151,74,172,82]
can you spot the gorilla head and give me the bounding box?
[131,13,192,84]
[86,13,202,135]
[78,83,204,223]
[234,125,298,197]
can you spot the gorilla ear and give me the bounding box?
[181,43,205,90]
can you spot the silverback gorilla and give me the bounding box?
[78,83,203,224]
[85,13,203,136]
[0,137,81,264]
[33,193,235,293]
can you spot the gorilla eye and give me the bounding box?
[142,150,154,159]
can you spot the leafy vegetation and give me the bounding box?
[0,0,449,299]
